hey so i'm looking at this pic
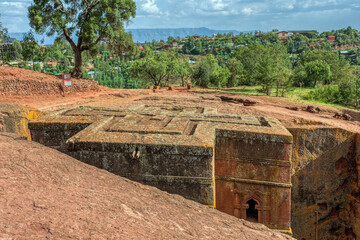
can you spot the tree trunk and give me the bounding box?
[1,45,4,66]
[72,49,83,78]
[232,73,237,87]
[356,80,359,108]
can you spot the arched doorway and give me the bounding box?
[246,199,259,223]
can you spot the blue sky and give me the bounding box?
[0,0,359,33]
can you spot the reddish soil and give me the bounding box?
[0,66,99,96]
[0,132,293,240]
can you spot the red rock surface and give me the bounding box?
[0,66,99,96]
[0,133,294,240]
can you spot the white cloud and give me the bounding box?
[0,0,359,33]
[0,0,33,32]
[242,7,253,16]
[140,0,160,14]
[209,0,227,10]
[199,0,228,11]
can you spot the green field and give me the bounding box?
[193,86,351,110]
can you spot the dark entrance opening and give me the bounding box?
[246,199,258,223]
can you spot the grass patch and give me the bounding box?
[193,86,351,110]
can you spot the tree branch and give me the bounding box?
[58,0,67,14]
[80,25,107,51]
[78,0,100,48]
[63,28,77,52]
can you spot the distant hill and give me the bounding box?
[8,32,57,46]
[9,27,254,45]
[126,27,251,43]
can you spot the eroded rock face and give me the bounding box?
[288,127,359,240]
[28,105,293,232]
[0,132,294,240]
[0,103,44,139]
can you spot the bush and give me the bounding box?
[305,85,343,103]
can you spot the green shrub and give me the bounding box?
[305,85,343,103]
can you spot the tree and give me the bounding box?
[192,54,230,88]
[275,68,292,97]
[226,58,243,87]
[210,67,231,89]
[304,60,332,87]
[287,38,295,53]
[0,14,11,65]
[22,31,41,70]
[28,0,136,78]
[299,49,348,83]
[182,37,195,54]
[108,32,138,60]
[167,36,175,43]
[13,40,23,60]
[129,52,178,87]
[292,33,309,53]
[233,44,290,95]
[345,67,360,107]
[0,14,6,44]
[261,32,279,44]
[192,54,219,87]
[177,61,193,86]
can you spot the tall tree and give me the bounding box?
[192,54,230,88]
[129,52,178,87]
[304,60,332,87]
[13,39,23,60]
[28,0,136,78]
[108,32,138,60]
[226,58,243,87]
[177,61,193,87]
[0,14,11,65]
[22,31,41,70]
[299,49,348,83]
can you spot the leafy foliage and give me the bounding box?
[192,54,230,88]
[305,85,343,103]
[22,31,41,63]
[28,0,136,78]
[129,51,179,87]
[298,49,348,83]
[233,44,291,95]
[304,60,332,87]
[226,58,243,87]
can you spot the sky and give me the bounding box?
[0,0,359,33]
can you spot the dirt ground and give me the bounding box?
[1,69,358,239]
[0,132,294,240]
[0,66,99,96]
[1,85,360,133]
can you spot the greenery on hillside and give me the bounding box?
[1,10,360,108]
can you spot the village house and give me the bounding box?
[47,62,57,67]
[277,31,289,38]
[328,36,336,43]
[163,43,172,50]
[308,43,320,47]
[288,30,318,38]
